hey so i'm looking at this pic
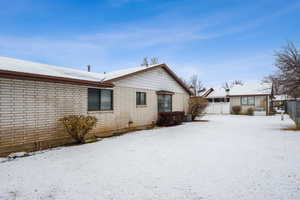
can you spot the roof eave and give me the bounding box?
[228,94,271,97]
[0,69,114,87]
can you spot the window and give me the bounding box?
[247,96,255,105]
[88,88,113,111]
[158,94,172,112]
[100,89,113,110]
[136,92,146,105]
[241,96,248,105]
[241,96,255,105]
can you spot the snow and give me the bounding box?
[203,82,271,99]
[1,115,300,200]
[229,82,271,96]
[206,87,228,98]
[102,66,147,81]
[7,152,28,159]
[0,56,162,83]
[273,95,294,101]
[0,56,106,82]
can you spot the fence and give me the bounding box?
[287,101,300,127]
[205,102,230,114]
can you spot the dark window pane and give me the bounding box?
[158,94,164,112]
[88,88,100,111]
[164,95,172,112]
[158,94,172,112]
[100,90,113,110]
[241,96,248,105]
[136,92,146,105]
[136,92,140,105]
[248,96,255,105]
[141,93,146,105]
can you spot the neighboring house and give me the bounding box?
[202,83,272,115]
[228,83,272,115]
[0,56,192,156]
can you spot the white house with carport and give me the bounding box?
[202,83,272,115]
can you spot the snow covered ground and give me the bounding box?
[1,115,300,200]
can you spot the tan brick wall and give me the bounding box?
[0,78,88,152]
[0,78,189,155]
[230,96,268,114]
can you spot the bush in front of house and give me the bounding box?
[247,107,254,115]
[157,112,185,126]
[188,97,208,121]
[60,115,97,143]
[232,105,242,115]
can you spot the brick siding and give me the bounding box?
[0,78,87,155]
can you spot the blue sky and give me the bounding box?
[1,0,299,86]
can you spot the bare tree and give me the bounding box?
[222,82,230,91]
[189,74,205,96]
[222,80,243,91]
[150,57,159,65]
[141,57,149,67]
[274,42,300,98]
[141,57,159,67]
[262,75,282,95]
[231,80,244,86]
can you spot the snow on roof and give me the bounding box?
[0,56,107,81]
[0,56,158,82]
[206,87,229,98]
[229,83,272,96]
[102,66,148,81]
[203,82,272,98]
[273,95,294,101]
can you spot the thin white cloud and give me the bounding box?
[0,0,298,82]
[79,27,212,48]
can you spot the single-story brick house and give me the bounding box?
[0,56,192,156]
[202,83,272,115]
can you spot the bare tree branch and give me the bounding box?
[273,42,300,98]
[189,74,205,96]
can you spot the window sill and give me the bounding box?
[136,105,147,108]
[88,110,114,114]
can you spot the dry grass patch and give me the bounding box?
[281,126,300,131]
[191,120,209,122]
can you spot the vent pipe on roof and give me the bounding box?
[87,65,91,72]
